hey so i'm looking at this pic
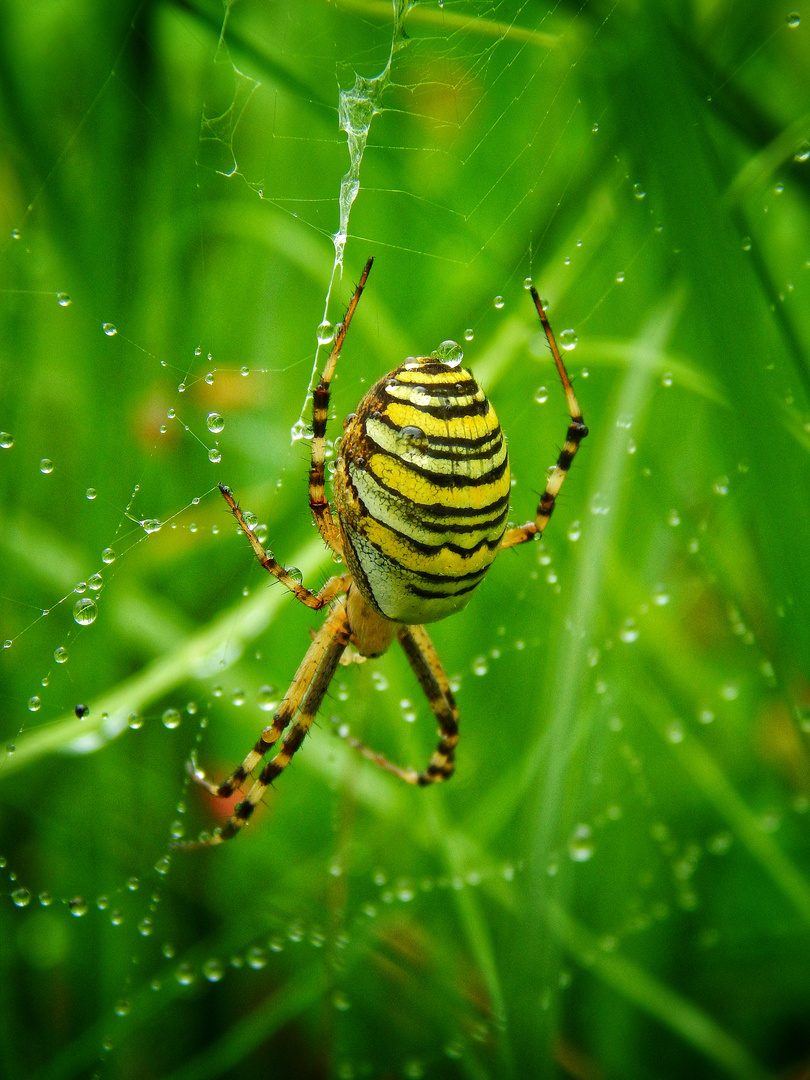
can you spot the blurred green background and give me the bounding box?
[1,1,809,1078]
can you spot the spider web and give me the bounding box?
[1,2,810,1078]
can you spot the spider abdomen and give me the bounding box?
[334,358,510,624]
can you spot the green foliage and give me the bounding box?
[1,1,809,1078]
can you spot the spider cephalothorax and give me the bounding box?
[180,258,587,846]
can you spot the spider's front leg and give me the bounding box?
[177,599,351,848]
[500,289,588,550]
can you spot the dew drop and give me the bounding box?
[559,328,578,351]
[463,327,474,342]
[231,689,246,706]
[787,11,801,27]
[56,292,71,307]
[257,685,278,712]
[138,918,154,937]
[114,1000,131,1018]
[533,386,548,404]
[592,122,599,133]
[667,509,681,526]
[101,548,116,564]
[87,573,103,592]
[741,236,752,252]
[619,618,639,643]
[590,491,610,515]
[568,824,595,862]
[102,323,117,337]
[202,958,224,983]
[205,372,215,385]
[652,587,670,606]
[615,271,625,284]
[54,646,69,664]
[140,519,162,534]
[433,340,464,367]
[0,432,13,449]
[666,720,685,743]
[75,703,90,719]
[713,475,729,495]
[794,140,810,163]
[27,696,41,712]
[285,565,303,584]
[633,183,646,200]
[39,459,54,474]
[73,598,97,626]
[207,447,222,464]
[371,671,388,692]
[472,655,489,676]
[240,365,249,377]
[69,897,89,917]
[206,412,224,434]
[11,889,31,907]
[523,276,533,290]
[175,964,196,986]
[162,708,181,730]
[493,295,505,309]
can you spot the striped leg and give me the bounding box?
[335,624,459,786]
[309,257,374,553]
[500,289,588,549]
[180,600,351,847]
[219,483,351,611]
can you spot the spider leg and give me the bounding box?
[309,257,374,554]
[220,483,351,610]
[179,599,351,847]
[500,288,589,549]
[334,624,459,786]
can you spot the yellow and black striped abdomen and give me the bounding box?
[333,358,510,624]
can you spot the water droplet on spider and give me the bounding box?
[102,323,117,337]
[162,708,181,729]
[140,518,161,534]
[590,491,610,515]
[787,11,801,27]
[54,646,68,664]
[615,271,626,284]
[240,509,258,529]
[567,520,581,541]
[713,475,729,495]
[101,548,115,564]
[430,340,463,367]
[39,458,53,474]
[207,447,221,464]
[493,295,505,309]
[559,329,578,351]
[568,824,595,862]
[464,327,474,341]
[257,685,278,712]
[69,897,89,917]
[206,412,224,434]
[285,566,303,585]
[533,386,548,404]
[72,597,98,626]
[472,655,489,676]
[11,888,31,908]
[202,958,224,983]
[400,425,428,449]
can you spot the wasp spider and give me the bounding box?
[183,258,587,846]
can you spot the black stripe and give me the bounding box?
[407,576,486,601]
[381,389,490,420]
[392,374,480,399]
[365,516,504,559]
[369,413,504,460]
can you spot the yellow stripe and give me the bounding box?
[362,517,500,577]
[365,417,506,479]
[363,454,510,511]
[383,401,499,441]
[395,368,476,385]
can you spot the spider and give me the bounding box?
[181,258,587,846]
